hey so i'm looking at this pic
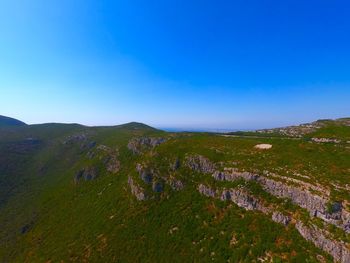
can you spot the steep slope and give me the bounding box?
[0,118,349,262]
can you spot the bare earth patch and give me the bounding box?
[254,144,272,150]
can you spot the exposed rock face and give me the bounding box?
[212,169,350,233]
[342,210,350,233]
[128,176,147,201]
[186,155,215,174]
[97,144,111,152]
[257,177,349,231]
[198,184,217,198]
[167,177,184,191]
[259,177,327,215]
[128,137,166,154]
[135,164,154,183]
[213,170,258,182]
[199,183,350,262]
[272,212,291,226]
[296,222,350,263]
[198,185,270,215]
[81,141,96,151]
[312,138,341,143]
[106,157,120,174]
[74,167,98,183]
[220,189,270,214]
[63,134,87,144]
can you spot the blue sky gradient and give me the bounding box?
[0,0,349,130]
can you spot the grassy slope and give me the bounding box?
[1,122,349,262]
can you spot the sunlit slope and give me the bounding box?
[0,118,349,262]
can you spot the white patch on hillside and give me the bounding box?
[254,144,272,150]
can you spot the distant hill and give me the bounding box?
[228,117,350,140]
[0,115,26,127]
[116,121,158,131]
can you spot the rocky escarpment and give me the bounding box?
[296,222,350,263]
[312,138,341,143]
[129,162,182,199]
[198,184,271,215]
[213,169,258,181]
[220,188,271,214]
[271,211,291,226]
[63,133,88,144]
[128,153,350,262]
[198,184,217,198]
[74,167,98,183]
[105,156,120,174]
[128,137,166,154]
[212,168,350,234]
[197,183,350,262]
[185,154,216,174]
[258,177,349,230]
[136,164,154,184]
[128,176,147,201]
[134,163,184,194]
[186,155,350,262]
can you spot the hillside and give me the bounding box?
[0,115,26,127]
[254,118,350,141]
[0,117,349,262]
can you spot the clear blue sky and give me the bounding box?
[0,0,349,130]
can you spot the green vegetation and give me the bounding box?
[0,117,349,262]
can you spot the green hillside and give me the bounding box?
[0,117,349,262]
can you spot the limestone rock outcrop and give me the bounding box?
[220,188,270,214]
[128,137,166,154]
[128,176,147,201]
[167,177,184,191]
[74,167,98,183]
[198,184,217,198]
[211,168,350,233]
[272,212,291,226]
[296,222,350,263]
[186,155,215,174]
